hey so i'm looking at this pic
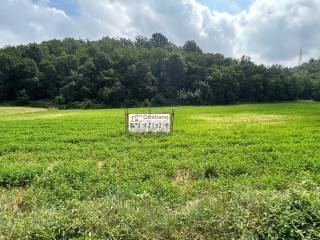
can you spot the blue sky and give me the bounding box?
[34,0,253,15]
[198,0,252,12]
[32,0,79,15]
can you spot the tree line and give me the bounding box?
[0,33,320,108]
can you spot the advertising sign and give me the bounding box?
[128,113,172,133]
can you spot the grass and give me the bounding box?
[0,101,320,239]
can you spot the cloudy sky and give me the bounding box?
[1,0,319,66]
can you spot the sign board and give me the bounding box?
[127,113,172,133]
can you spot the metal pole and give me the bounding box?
[125,109,128,131]
[171,109,175,132]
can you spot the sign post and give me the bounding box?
[126,110,174,133]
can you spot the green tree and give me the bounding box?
[16,89,30,105]
[0,34,317,107]
[151,33,169,48]
[39,61,58,98]
[183,40,203,54]
[163,53,187,99]
[0,54,14,101]
[12,58,39,100]
[23,43,44,64]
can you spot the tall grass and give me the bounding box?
[0,102,319,239]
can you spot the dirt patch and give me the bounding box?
[183,199,201,211]
[0,188,28,212]
[96,161,106,170]
[193,114,288,124]
[12,113,77,120]
[0,107,47,116]
[173,169,191,184]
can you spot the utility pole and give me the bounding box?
[298,48,303,66]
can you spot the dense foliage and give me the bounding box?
[0,33,320,107]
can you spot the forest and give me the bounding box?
[0,33,320,108]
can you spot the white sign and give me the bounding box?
[128,113,171,133]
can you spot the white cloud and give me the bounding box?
[0,0,71,46]
[235,0,320,65]
[0,0,320,66]
[74,0,237,56]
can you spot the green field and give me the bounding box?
[1,102,320,239]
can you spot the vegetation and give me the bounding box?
[1,33,320,108]
[0,102,320,239]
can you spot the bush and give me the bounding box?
[151,94,167,106]
[254,193,320,239]
[29,100,53,108]
[54,95,66,107]
[177,89,201,105]
[204,166,219,179]
[0,164,43,187]
[312,91,320,101]
[234,180,320,239]
[141,99,151,107]
[16,89,30,105]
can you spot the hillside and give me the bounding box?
[1,34,320,108]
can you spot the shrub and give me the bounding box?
[16,89,30,105]
[151,94,167,106]
[204,166,219,179]
[141,99,151,107]
[237,180,320,239]
[0,165,43,187]
[253,193,320,239]
[54,95,66,106]
[312,91,320,101]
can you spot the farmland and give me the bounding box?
[0,102,320,239]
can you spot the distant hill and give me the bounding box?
[1,33,320,108]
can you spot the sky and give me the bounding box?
[1,0,320,66]
[198,0,252,13]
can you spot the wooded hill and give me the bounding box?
[0,33,320,108]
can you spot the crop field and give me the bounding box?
[0,102,320,239]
